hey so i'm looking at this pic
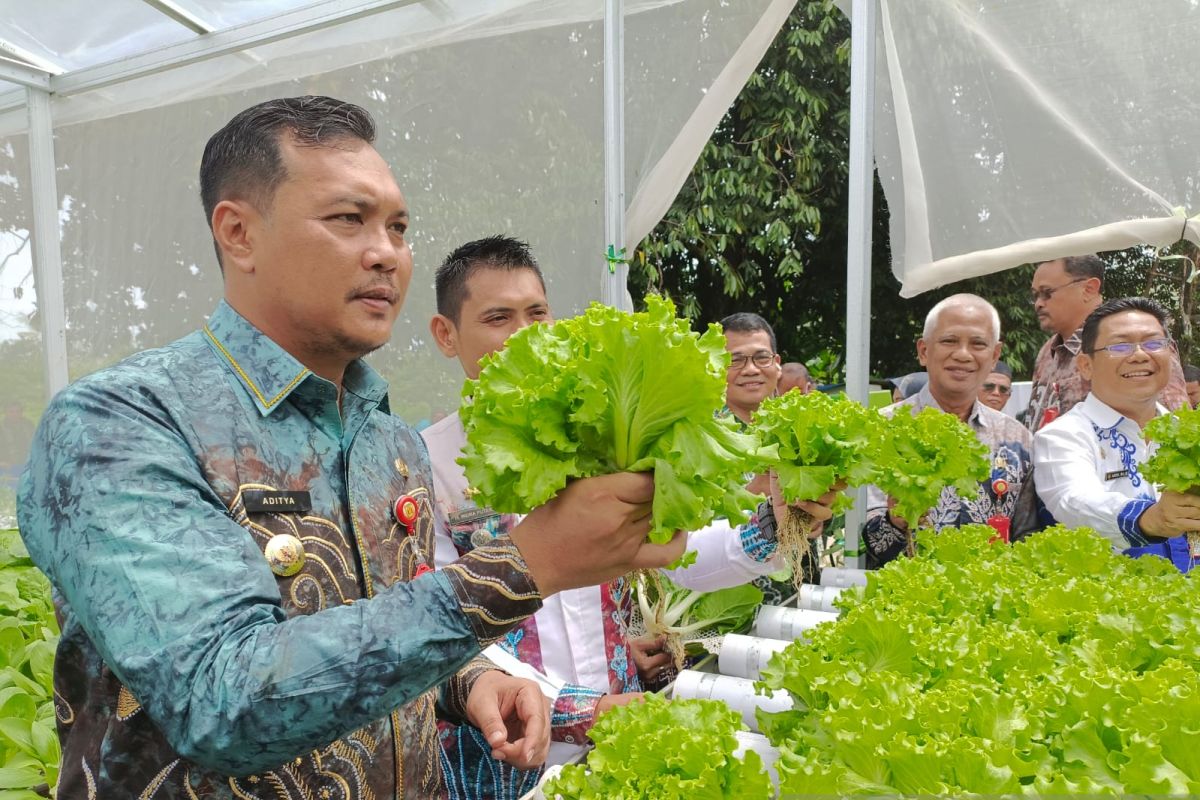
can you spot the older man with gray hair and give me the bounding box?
[864,294,1035,567]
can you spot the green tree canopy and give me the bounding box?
[631,0,1196,383]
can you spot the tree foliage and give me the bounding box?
[630,1,1197,382]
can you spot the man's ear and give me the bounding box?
[429,314,459,358]
[211,199,258,275]
[990,342,1002,371]
[1076,352,1093,382]
[916,338,929,367]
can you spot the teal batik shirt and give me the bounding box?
[18,301,543,799]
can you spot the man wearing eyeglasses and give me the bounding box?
[718,312,834,597]
[1032,297,1200,571]
[721,312,784,424]
[978,360,1014,413]
[1024,255,1188,431]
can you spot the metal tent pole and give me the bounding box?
[601,0,630,311]
[26,87,69,400]
[843,0,878,566]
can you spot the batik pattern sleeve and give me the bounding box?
[1033,416,1154,550]
[550,684,605,745]
[439,655,504,724]
[863,482,911,569]
[17,377,494,777]
[442,535,544,647]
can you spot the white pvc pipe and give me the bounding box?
[819,565,870,589]
[717,633,791,679]
[671,670,792,733]
[794,582,845,613]
[753,605,840,641]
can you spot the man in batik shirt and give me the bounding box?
[1024,255,1188,431]
[18,97,682,799]
[864,294,1034,568]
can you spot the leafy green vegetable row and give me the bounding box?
[462,296,987,544]
[757,525,1200,796]
[0,529,59,798]
[544,693,770,799]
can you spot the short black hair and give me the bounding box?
[720,312,777,352]
[435,236,546,324]
[200,96,376,267]
[1049,254,1106,285]
[991,360,1013,379]
[1081,296,1170,354]
[1184,364,1200,383]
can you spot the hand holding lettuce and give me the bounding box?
[460,295,768,545]
[1142,405,1200,549]
[752,391,880,584]
[871,406,989,553]
[633,571,763,671]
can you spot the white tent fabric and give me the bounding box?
[0,0,788,525]
[865,0,1200,297]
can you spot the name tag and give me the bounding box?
[1104,469,1128,481]
[448,507,498,526]
[244,490,312,513]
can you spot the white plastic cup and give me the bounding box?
[753,605,839,642]
[717,633,791,679]
[671,670,792,732]
[795,582,844,613]
[819,566,869,589]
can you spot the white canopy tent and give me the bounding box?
[0,0,797,525]
[863,0,1200,297]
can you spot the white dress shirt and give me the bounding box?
[421,410,779,764]
[1032,393,1164,551]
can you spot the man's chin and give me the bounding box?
[333,331,391,362]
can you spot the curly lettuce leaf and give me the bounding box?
[459,295,766,542]
[545,693,771,799]
[753,390,881,510]
[756,525,1200,796]
[1142,404,1200,493]
[872,406,989,530]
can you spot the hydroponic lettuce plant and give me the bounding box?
[545,693,771,799]
[1142,404,1200,555]
[872,406,989,553]
[753,391,881,584]
[756,525,1200,796]
[459,295,768,543]
[633,571,762,670]
[0,529,60,799]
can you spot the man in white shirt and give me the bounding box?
[1033,297,1200,569]
[422,237,828,777]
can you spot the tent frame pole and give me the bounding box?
[601,0,630,311]
[843,0,877,565]
[26,86,69,400]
